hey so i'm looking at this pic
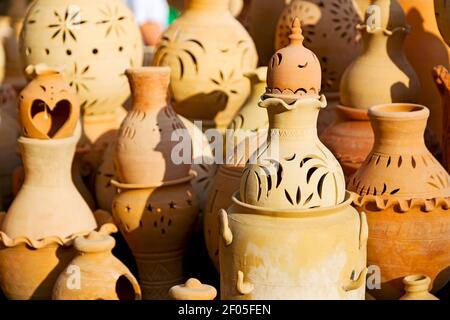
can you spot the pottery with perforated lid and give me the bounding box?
[239,17,346,210]
[266,18,322,101]
[169,278,217,300]
[52,231,142,300]
[19,64,79,140]
[218,17,367,300]
[153,0,258,130]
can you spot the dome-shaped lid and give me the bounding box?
[265,17,322,100]
[169,278,217,300]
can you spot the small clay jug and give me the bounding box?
[399,275,439,301]
[53,231,142,300]
[153,0,258,130]
[169,278,217,300]
[348,103,450,300]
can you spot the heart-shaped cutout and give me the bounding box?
[30,99,71,138]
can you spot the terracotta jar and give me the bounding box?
[321,0,421,178]
[53,231,142,300]
[398,0,450,141]
[434,66,450,172]
[435,0,450,47]
[169,278,217,300]
[204,130,266,271]
[228,67,269,142]
[112,67,200,300]
[219,18,367,300]
[0,84,20,208]
[399,275,439,301]
[348,103,450,300]
[153,0,258,131]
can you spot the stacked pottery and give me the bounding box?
[0,85,20,209]
[219,19,368,300]
[0,65,98,299]
[53,230,141,300]
[112,67,200,300]
[19,0,144,207]
[348,103,450,300]
[275,0,363,133]
[153,0,258,131]
[320,0,421,178]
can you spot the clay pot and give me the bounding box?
[399,275,439,300]
[169,278,217,300]
[228,67,269,141]
[153,0,258,130]
[398,0,450,141]
[275,0,362,94]
[19,65,79,140]
[20,0,143,118]
[53,231,141,300]
[348,103,450,300]
[204,130,266,271]
[219,19,367,300]
[433,65,450,172]
[115,67,191,185]
[219,192,368,300]
[340,0,421,109]
[112,181,199,300]
[112,67,200,299]
[0,85,20,208]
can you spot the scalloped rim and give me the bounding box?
[351,193,450,213]
[0,223,117,249]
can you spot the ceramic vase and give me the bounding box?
[219,19,367,300]
[112,67,200,300]
[0,85,20,208]
[398,0,450,141]
[399,275,439,300]
[321,0,421,178]
[348,103,450,300]
[435,0,450,47]
[433,66,450,172]
[53,230,142,300]
[153,0,258,131]
[169,278,217,300]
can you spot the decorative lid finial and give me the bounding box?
[289,17,304,45]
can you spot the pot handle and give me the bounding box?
[219,209,233,246]
[359,211,368,250]
[342,268,368,292]
[237,270,254,295]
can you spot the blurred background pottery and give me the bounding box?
[153,0,258,131]
[399,275,439,300]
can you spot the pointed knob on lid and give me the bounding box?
[289,17,304,45]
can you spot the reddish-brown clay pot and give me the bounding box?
[348,103,450,300]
